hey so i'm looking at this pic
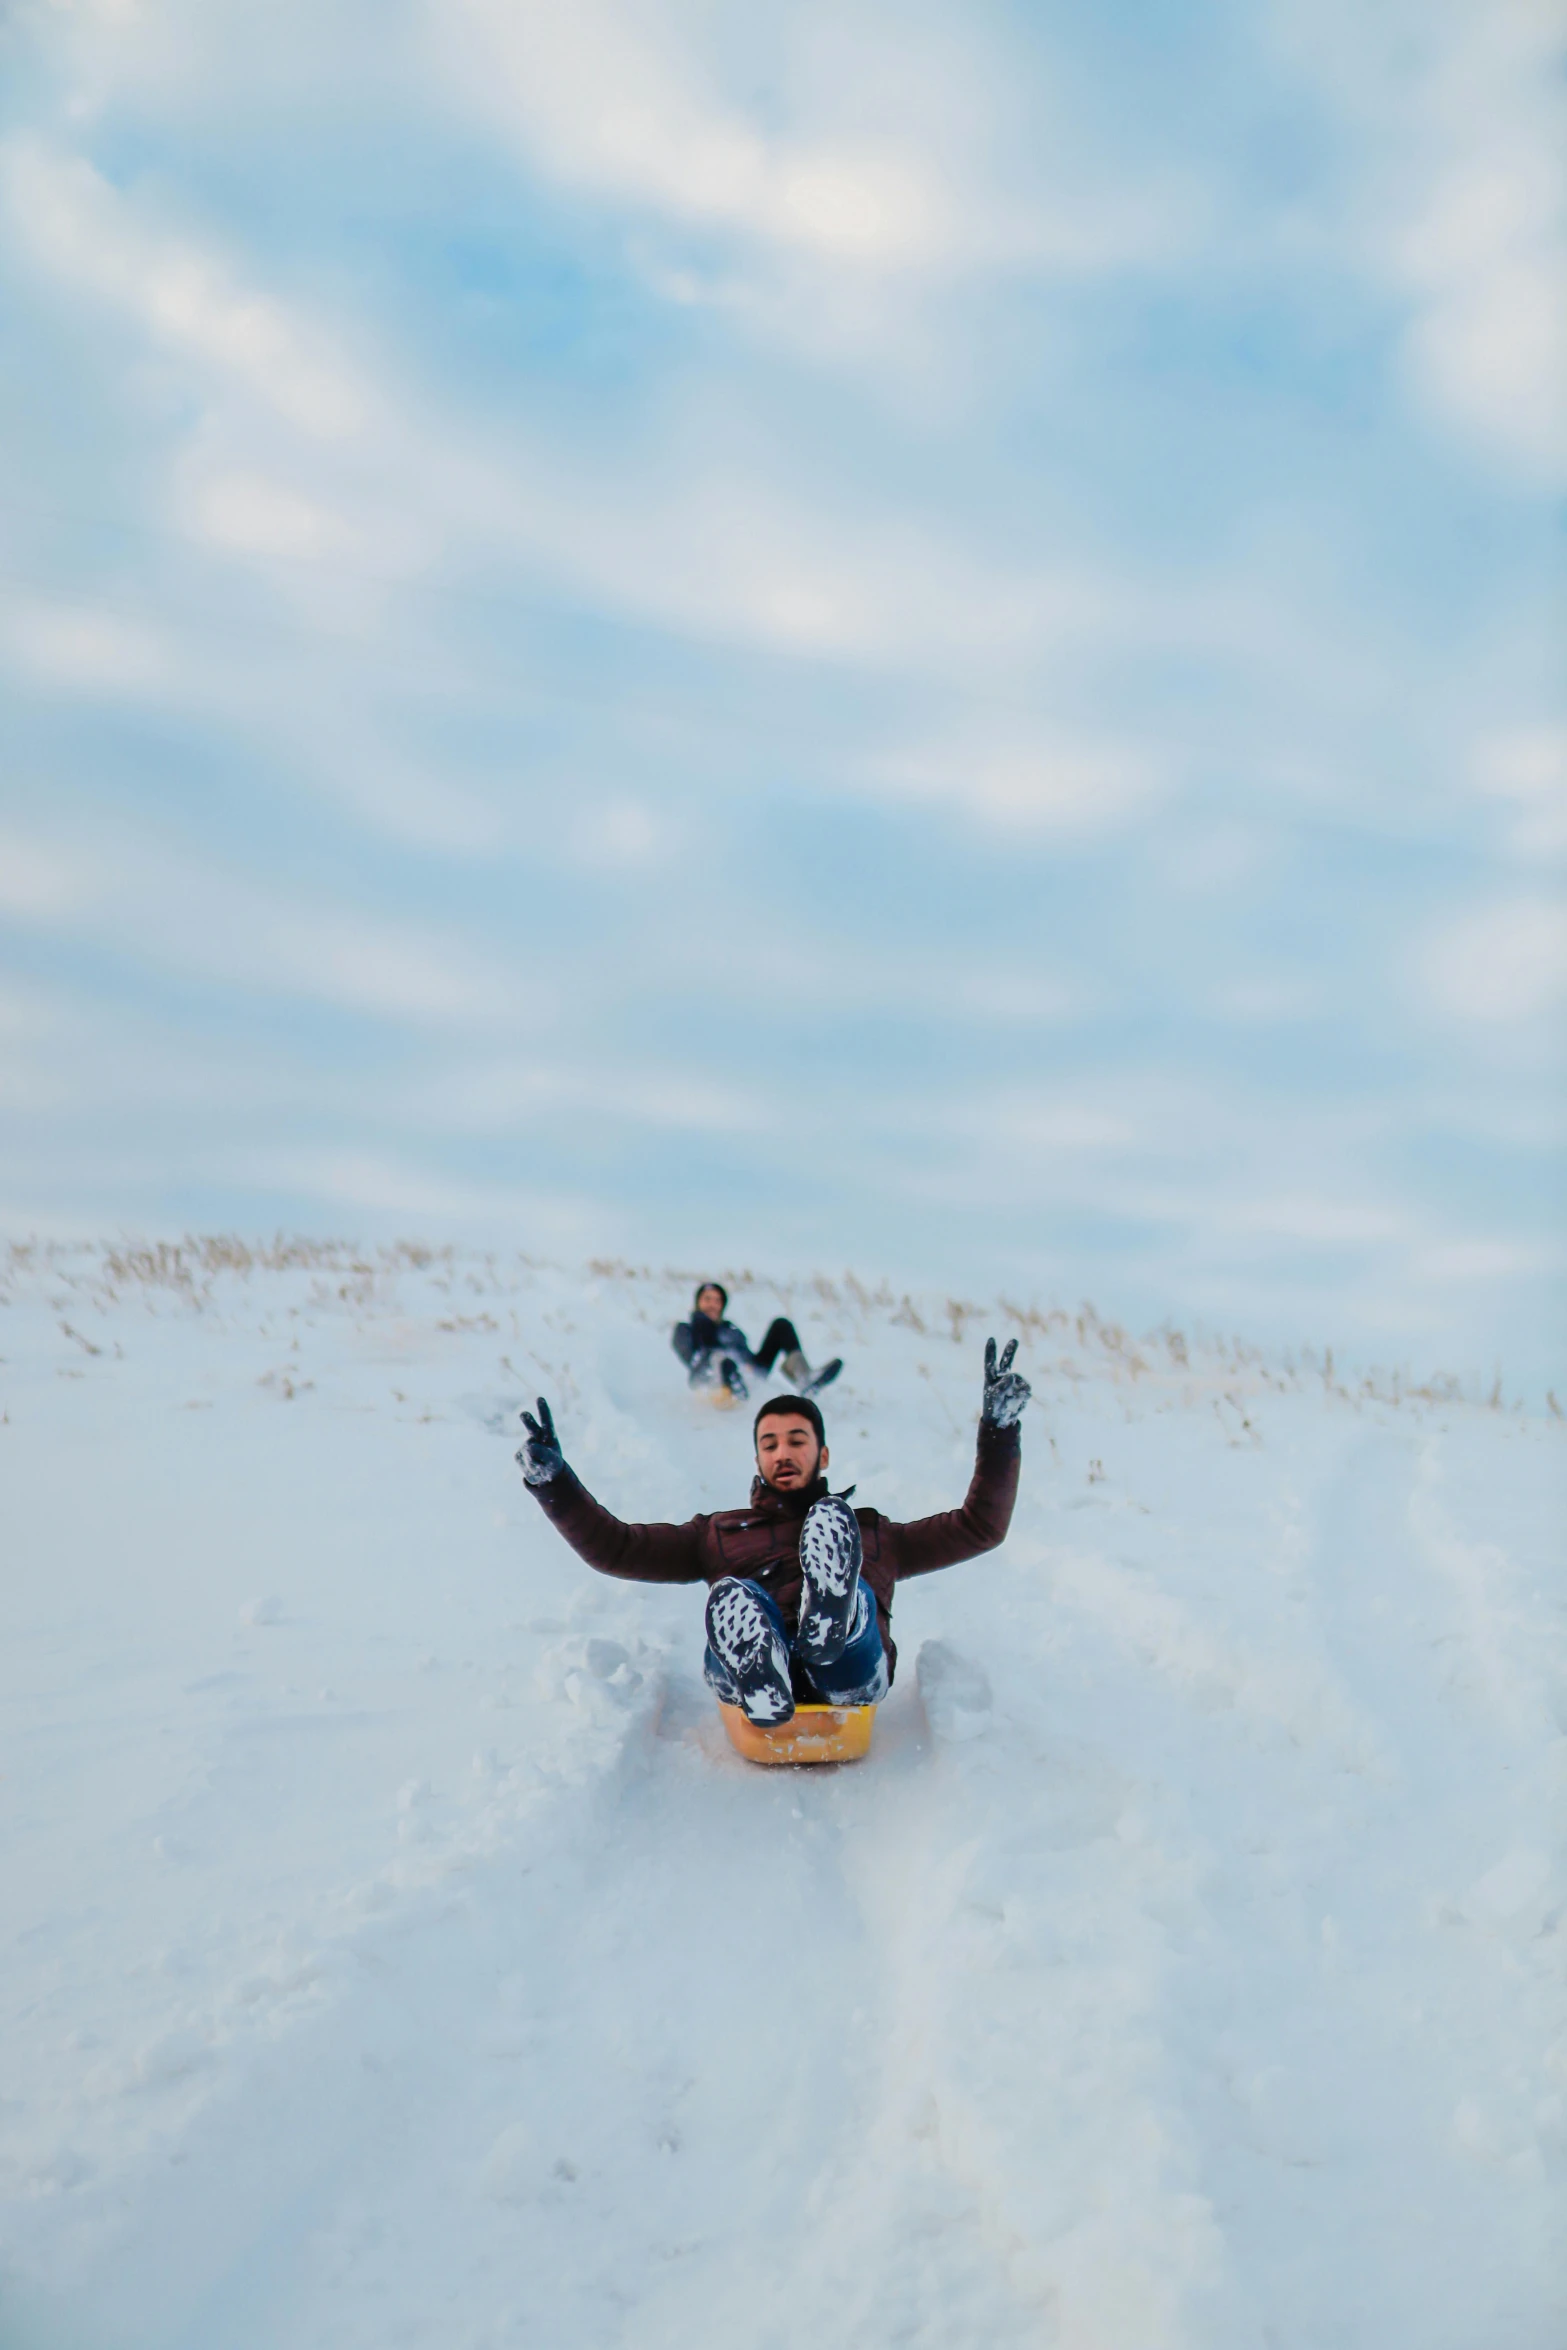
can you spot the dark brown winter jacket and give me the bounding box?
[528,1421,1021,1687]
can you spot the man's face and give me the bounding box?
[696,1286,726,1322]
[755,1413,827,1491]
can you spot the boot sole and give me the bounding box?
[797,1497,863,1662]
[706,1579,794,1724]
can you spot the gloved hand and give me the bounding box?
[516,1396,565,1487]
[981,1337,1031,1429]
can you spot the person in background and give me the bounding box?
[671,1282,842,1403]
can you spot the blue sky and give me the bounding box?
[1,0,1563,1391]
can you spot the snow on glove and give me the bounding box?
[981,1336,1031,1429]
[516,1396,566,1487]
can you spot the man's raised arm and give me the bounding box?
[889,1339,1030,1580]
[516,1397,705,1585]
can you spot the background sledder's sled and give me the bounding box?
[718,1701,875,1766]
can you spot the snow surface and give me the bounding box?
[2,1240,1564,2350]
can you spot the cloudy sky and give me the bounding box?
[1,0,1563,1389]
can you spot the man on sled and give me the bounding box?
[516,1340,1031,1725]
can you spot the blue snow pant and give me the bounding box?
[703,1579,891,1708]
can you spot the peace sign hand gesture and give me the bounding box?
[516,1396,566,1487]
[981,1337,1031,1430]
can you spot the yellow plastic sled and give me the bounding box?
[718,1701,876,1767]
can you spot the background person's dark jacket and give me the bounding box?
[527,1422,1021,1687]
[672,1311,750,1368]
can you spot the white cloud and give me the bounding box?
[1274,0,1567,481]
[863,728,1165,834]
[1392,93,1566,480]
[222,1137,610,1250]
[657,928,1083,1030]
[1420,895,1567,1023]
[1226,1193,1406,1246]
[864,1079,1153,1177]
[1,138,442,631]
[1160,825,1270,896]
[437,0,948,267]
[438,0,1183,282]
[1207,979,1322,1026]
[1472,725,1567,857]
[452,424,1121,676]
[429,1057,775,1137]
[0,983,67,1115]
[1406,237,1565,480]
[0,823,523,1029]
[192,472,363,563]
[2,138,368,438]
[1,593,504,858]
[279,915,490,1026]
[562,798,668,871]
[0,986,41,1037]
[426,0,1207,414]
[0,123,1130,691]
[0,94,1196,727]
[1411,1236,1556,1283]
[943,969,1078,1025]
[0,833,96,919]
[0,595,172,695]
[978,1095,1139,1152]
[237,1146,608,1247]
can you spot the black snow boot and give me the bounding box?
[796,1494,864,1666]
[720,1356,749,1403]
[783,1347,842,1397]
[706,1579,794,1724]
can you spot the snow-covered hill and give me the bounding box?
[3,1240,1563,2350]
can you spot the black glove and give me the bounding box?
[516,1396,565,1487]
[981,1337,1031,1429]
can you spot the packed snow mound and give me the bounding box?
[2,1239,1563,2350]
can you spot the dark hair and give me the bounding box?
[753,1393,825,1450]
[694,1280,728,1313]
